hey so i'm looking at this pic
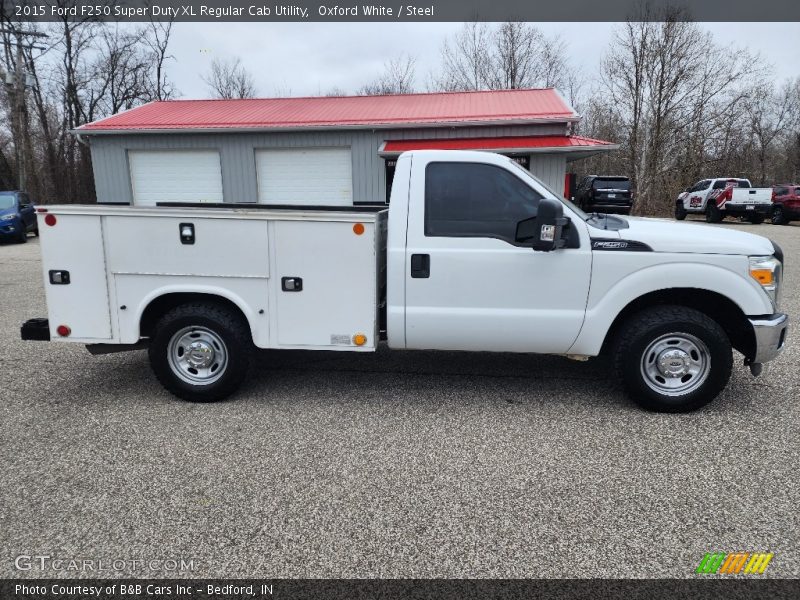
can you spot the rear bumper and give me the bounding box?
[748,313,789,364]
[21,318,50,341]
[725,203,771,215]
[587,203,632,213]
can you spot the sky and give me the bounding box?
[164,22,800,100]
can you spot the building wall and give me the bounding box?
[88,123,570,205]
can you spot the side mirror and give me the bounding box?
[515,198,569,252]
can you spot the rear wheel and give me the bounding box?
[148,302,252,402]
[674,201,687,220]
[613,305,732,412]
[705,202,723,223]
[771,205,788,225]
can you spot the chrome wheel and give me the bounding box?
[640,333,711,397]
[167,326,228,385]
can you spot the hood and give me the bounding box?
[0,205,17,218]
[591,216,775,256]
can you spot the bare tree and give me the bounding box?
[359,54,416,95]
[202,57,257,99]
[433,22,578,93]
[142,18,177,101]
[599,5,766,215]
[435,22,492,91]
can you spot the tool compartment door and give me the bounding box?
[39,214,112,341]
[274,219,376,349]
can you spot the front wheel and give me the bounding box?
[16,229,27,243]
[613,305,732,412]
[674,201,687,220]
[148,302,252,402]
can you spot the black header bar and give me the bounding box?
[3,0,800,22]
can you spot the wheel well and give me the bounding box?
[602,289,755,359]
[139,293,250,339]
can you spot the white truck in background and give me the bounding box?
[22,151,789,413]
[675,177,773,223]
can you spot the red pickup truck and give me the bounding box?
[771,184,800,225]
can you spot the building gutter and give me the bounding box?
[69,117,581,137]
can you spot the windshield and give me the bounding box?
[508,159,590,221]
[0,193,16,210]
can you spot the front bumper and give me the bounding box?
[0,221,20,236]
[748,313,789,364]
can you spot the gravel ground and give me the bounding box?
[0,220,798,580]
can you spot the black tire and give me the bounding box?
[612,305,732,413]
[16,229,27,243]
[771,205,788,225]
[33,226,39,237]
[148,302,252,402]
[674,201,687,220]
[705,202,722,223]
[748,213,764,225]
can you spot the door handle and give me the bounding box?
[410,254,430,278]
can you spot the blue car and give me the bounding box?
[0,191,38,243]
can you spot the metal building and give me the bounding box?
[76,88,617,206]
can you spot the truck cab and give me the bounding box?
[0,191,37,243]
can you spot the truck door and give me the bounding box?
[403,157,592,354]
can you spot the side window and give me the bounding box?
[774,186,788,197]
[18,193,31,207]
[691,180,708,192]
[712,180,727,190]
[425,162,543,243]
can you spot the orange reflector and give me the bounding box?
[353,333,367,346]
[750,269,774,285]
[353,223,365,235]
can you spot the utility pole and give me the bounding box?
[0,27,47,190]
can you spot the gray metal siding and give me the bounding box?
[89,123,570,205]
[529,154,568,195]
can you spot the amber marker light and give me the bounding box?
[353,223,365,235]
[749,269,774,286]
[353,333,367,346]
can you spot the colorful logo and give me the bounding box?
[696,552,773,575]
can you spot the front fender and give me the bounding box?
[568,256,772,356]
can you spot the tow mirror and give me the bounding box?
[515,198,569,252]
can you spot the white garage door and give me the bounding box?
[256,148,353,206]
[128,150,223,206]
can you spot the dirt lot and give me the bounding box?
[0,220,798,579]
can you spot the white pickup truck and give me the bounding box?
[21,151,788,412]
[675,177,773,223]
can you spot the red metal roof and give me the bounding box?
[78,89,578,133]
[379,135,617,154]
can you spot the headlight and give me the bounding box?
[0,213,16,222]
[749,256,782,310]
